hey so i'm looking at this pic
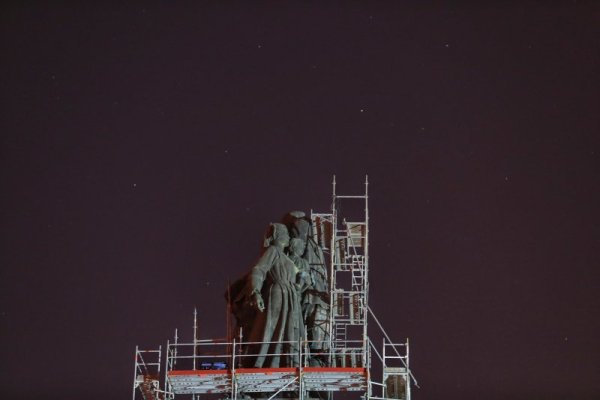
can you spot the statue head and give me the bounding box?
[289,210,305,219]
[265,223,290,248]
[291,217,310,242]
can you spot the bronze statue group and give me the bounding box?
[228,211,330,368]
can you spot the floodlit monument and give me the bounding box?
[132,177,418,400]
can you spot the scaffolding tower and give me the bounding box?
[132,177,417,400]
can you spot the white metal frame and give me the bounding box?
[132,346,174,400]
[321,176,370,369]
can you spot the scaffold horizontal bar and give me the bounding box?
[304,367,366,373]
[235,368,297,374]
[169,370,229,376]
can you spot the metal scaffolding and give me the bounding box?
[132,176,416,400]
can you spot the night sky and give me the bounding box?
[1,3,599,399]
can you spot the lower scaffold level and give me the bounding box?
[133,324,414,400]
[168,367,367,395]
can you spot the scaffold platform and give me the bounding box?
[166,367,368,395]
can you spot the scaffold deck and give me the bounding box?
[303,367,367,391]
[168,370,231,394]
[166,368,368,395]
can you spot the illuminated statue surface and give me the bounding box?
[228,214,330,368]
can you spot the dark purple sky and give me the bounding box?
[1,3,599,399]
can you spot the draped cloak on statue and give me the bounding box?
[246,245,304,368]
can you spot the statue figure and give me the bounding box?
[286,212,330,366]
[288,238,311,295]
[244,223,304,368]
[227,213,331,369]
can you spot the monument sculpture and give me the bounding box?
[227,213,330,368]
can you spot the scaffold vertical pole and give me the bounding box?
[363,174,370,367]
[382,337,386,396]
[328,174,337,363]
[299,337,305,400]
[164,340,170,397]
[231,337,236,400]
[174,328,178,368]
[406,338,411,400]
[193,308,198,371]
[132,345,138,400]
[158,344,162,376]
